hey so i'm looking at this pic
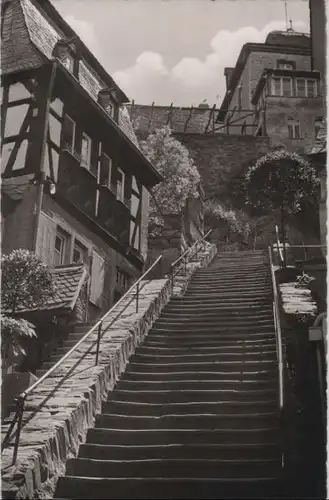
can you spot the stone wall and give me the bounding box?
[1,242,217,499]
[1,179,39,254]
[264,96,324,153]
[173,133,271,202]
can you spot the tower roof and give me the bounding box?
[265,30,310,49]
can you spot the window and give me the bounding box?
[81,133,92,169]
[314,117,324,140]
[116,268,130,289]
[271,76,292,97]
[272,77,282,96]
[277,60,295,70]
[72,240,87,264]
[288,121,301,139]
[117,167,125,202]
[282,77,292,97]
[99,153,112,188]
[62,115,75,152]
[296,79,318,97]
[54,231,68,266]
[306,80,317,97]
[296,79,306,97]
[62,54,74,72]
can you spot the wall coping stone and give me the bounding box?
[1,242,217,499]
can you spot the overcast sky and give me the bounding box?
[52,0,310,106]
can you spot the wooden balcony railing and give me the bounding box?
[57,152,130,246]
[57,151,97,218]
[97,185,130,246]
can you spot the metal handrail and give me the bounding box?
[170,229,212,279]
[274,224,284,266]
[268,246,284,413]
[2,255,163,464]
[287,245,326,248]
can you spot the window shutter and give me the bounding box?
[36,212,56,267]
[89,251,105,306]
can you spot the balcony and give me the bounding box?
[57,149,97,218]
[97,186,130,246]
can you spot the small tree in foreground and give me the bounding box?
[1,249,56,315]
[140,126,201,237]
[1,249,56,372]
[244,150,319,261]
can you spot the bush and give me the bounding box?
[1,249,56,314]
[1,316,37,359]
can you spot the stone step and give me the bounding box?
[160,309,274,319]
[126,359,277,373]
[86,427,280,446]
[196,265,268,272]
[153,319,274,329]
[65,456,282,479]
[121,370,278,382]
[169,297,273,306]
[137,344,277,354]
[116,379,278,392]
[101,399,279,416]
[78,441,281,461]
[183,292,272,300]
[185,283,270,292]
[143,338,277,348]
[107,388,277,404]
[163,297,273,313]
[190,272,269,280]
[55,475,283,499]
[149,324,275,334]
[131,351,277,363]
[95,412,279,431]
[146,332,276,343]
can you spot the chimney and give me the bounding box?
[224,67,234,90]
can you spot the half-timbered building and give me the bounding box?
[1,0,162,319]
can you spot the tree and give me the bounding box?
[244,150,319,262]
[1,249,56,373]
[204,199,252,244]
[140,126,201,237]
[1,316,37,374]
[1,249,56,314]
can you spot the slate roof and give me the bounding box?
[118,107,140,148]
[2,0,140,149]
[10,264,87,314]
[1,0,46,75]
[48,264,87,311]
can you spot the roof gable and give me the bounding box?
[4,264,88,314]
[1,0,45,75]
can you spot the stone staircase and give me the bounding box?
[55,250,285,499]
[35,322,98,377]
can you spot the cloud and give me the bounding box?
[64,15,102,55]
[113,20,308,106]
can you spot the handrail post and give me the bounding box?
[95,321,102,366]
[12,396,25,465]
[136,282,139,313]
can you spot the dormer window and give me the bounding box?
[53,39,74,73]
[62,54,74,72]
[277,59,296,70]
[98,88,115,118]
